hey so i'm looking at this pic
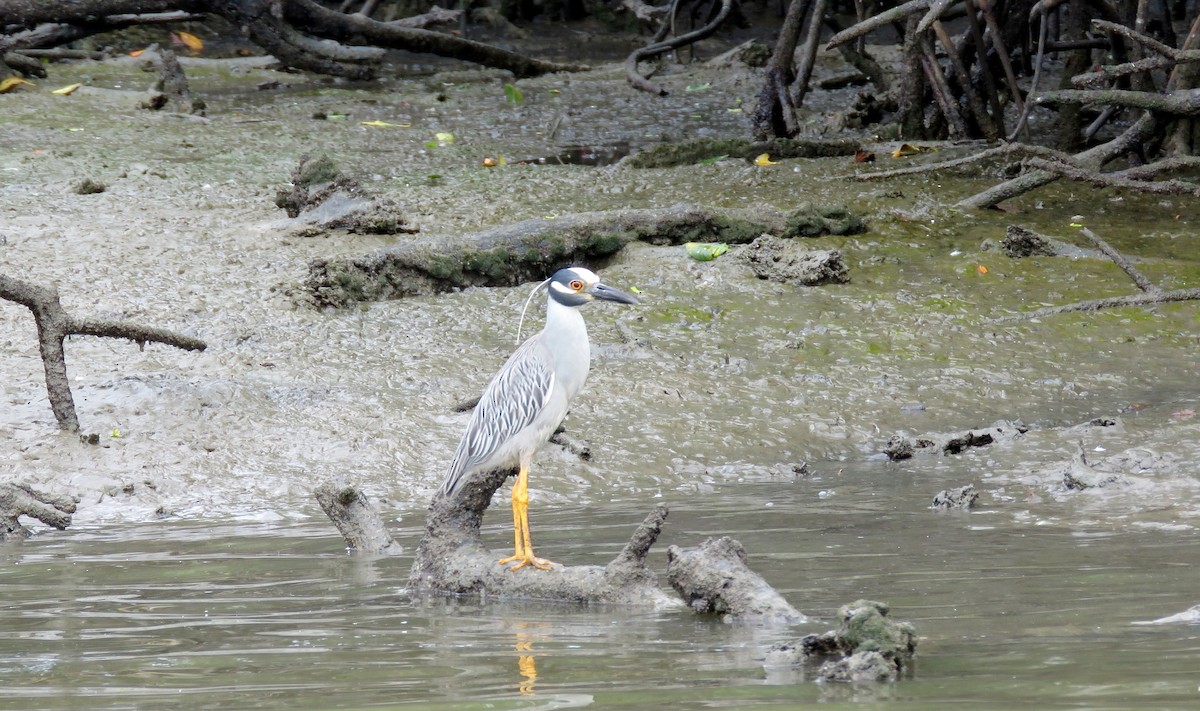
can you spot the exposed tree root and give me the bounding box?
[666,536,807,622]
[314,480,403,555]
[0,1,581,80]
[624,0,733,96]
[0,274,206,433]
[410,467,677,604]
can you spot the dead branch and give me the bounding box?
[666,536,807,622]
[0,1,581,80]
[994,287,1200,322]
[955,112,1159,209]
[848,141,1078,181]
[0,273,206,433]
[1079,228,1161,294]
[625,0,733,95]
[994,228,1200,322]
[1,483,78,540]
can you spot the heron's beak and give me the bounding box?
[589,282,639,305]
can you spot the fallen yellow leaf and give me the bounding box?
[51,83,82,96]
[891,143,934,158]
[0,77,34,93]
[977,264,989,274]
[130,49,146,57]
[754,152,778,166]
[172,31,204,52]
[360,120,409,127]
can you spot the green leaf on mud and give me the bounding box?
[698,154,728,165]
[503,84,524,104]
[685,242,729,261]
[685,83,711,92]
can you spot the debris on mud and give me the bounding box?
[72,178,106,195]
[315,479,402,555]
[1,483,78,540]
[275,155,414,237]
[666,535,807,623]
[884,420,1028,460]
[999,225,1063,257]
[764,599,917,683]
[1061,447,1122,491]
[741,235,849,285]
[931,484,978,509]
[138,47,205,115]
[621,137,859,168]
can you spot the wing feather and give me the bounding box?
[440,339,555,494]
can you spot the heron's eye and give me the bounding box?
[569,279,584,291]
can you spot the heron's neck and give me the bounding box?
[542,295,590,391]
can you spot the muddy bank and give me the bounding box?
[0,49,1197,533]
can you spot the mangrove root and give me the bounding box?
[314,479,403,555]
[409,465,677,605]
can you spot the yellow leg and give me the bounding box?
[497,466,527,566]
[498,466,556,571]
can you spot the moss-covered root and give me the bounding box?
[765,600,918,683]
[303,204,777,308]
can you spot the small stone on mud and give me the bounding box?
[741,235,849,285]
[73,178,106,195]
[1001,225,1060,257]
[931,485,978,509]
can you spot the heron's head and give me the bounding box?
[547,267,639,307]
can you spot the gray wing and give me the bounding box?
[439,338,556,495]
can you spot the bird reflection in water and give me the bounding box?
[515,629,537,695]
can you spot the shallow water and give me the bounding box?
[4,464,1199,710]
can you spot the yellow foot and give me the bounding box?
[498,553,556,571]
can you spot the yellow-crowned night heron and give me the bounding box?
[439,267,638,571]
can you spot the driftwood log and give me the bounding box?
[1,483,78,540]
[0,274,207,433]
